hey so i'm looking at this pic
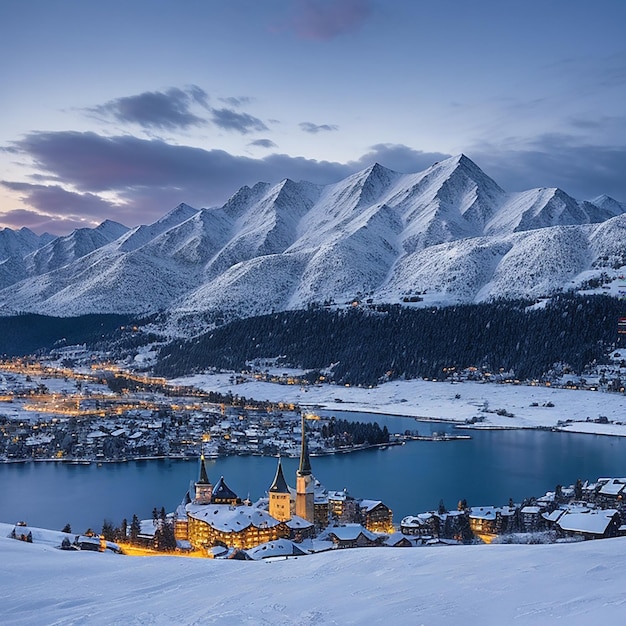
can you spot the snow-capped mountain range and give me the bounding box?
[2,154,626,322]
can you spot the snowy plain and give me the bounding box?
[173,373,626,437]
[1,526,626,625]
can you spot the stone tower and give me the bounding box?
[194,453,213,504]
[269,456,291,522]
[295,414,315,523]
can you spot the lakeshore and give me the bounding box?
[175,371,626,437]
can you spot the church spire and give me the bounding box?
[198,453,210,485]
[194,452,213,504]
[269,456,289,493]
[297,413,312,476]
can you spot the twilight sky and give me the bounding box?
[2,0,626,234]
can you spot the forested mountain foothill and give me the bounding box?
[0,314,137,357]
[155,295,626,385]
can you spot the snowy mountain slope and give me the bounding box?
[289,202,403,306]
[117,202,200,252]
[176,252,311,318]
[380,236,513,303]
[289,163,400,253]
[590,194,626,217]
[22,219,129,277]
[0,154,625,319]
[384,155,506,253]
[476,226,591,301]
[203,179,320,279]
[485,188,585,235]
[0,226,53,262]
[3,531,626,625]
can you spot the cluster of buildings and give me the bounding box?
[173,415,394,555]
[401,477,626,544]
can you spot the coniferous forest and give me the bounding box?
[0,313,136,356]
[155,295,626,385]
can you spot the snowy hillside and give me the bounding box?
[0,155,625,319]
[2,530,626,624]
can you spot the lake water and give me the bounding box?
[1,410,625,534]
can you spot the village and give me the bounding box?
[0,357,393,464]
[8,413,626,560]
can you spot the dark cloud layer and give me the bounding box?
[7,128,626,235]
[284,0,371,40]
[299,122,339,133]
[4,131,448,231]
[248,139,278,149]
[210,108,268,134]
[3,181,116,217]
[471,135,626,200]
[92,86,210,130]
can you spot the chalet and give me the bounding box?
[246,539,307,560]
[557,509,622,540]
[520,505,545,532]
[400,514,433,537]
[469,506,517,540]
[385,532,423,547]
[186,504,289,551]
[596,478,626,507]
[321,524,380,549]
[360,500,394,534]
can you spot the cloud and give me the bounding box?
[2,181,117,218]
[299,122,339,134]
[248,139,278,149]
[91,86,209,130]
[355,144,451,173]
[210,108,268,134]
[13,129,626,237]
[470,135,626,200]
[0,208,97,234]
[281,0,371,40]
[219,96,253,108]
[5,133,442,230]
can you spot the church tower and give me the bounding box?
[194,453,213,504]
[295,414,315,523]
[269,456,291,522]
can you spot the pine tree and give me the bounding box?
[101,519,115,541]
[130,514,141,543]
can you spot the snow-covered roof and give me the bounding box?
[360,499,384,512]
[469,506,496,520]
[521,506,541,514]
[286,515,313,530]
[246,539,307,560]
[599,479,626,496]
[186,504,281,532]
[557,510,619,535]
[385,532,422,547]
[322,524,378,542]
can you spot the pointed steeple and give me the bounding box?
[297,414,312,477]
[270,457,289,493]
[194,454,213,504]
[198,454,210,485]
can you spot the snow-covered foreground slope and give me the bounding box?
[0,155,625,318]
[2,532,625,625]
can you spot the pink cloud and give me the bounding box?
[284,0,371,40]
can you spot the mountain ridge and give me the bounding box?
[0,154,625,324]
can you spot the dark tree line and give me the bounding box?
[155,295,626,385]
[0,313,136,356]
[322,418,390,446]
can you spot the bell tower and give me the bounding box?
[194,453,213,504]
[268,456,291,522]
[295,414,315,523]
